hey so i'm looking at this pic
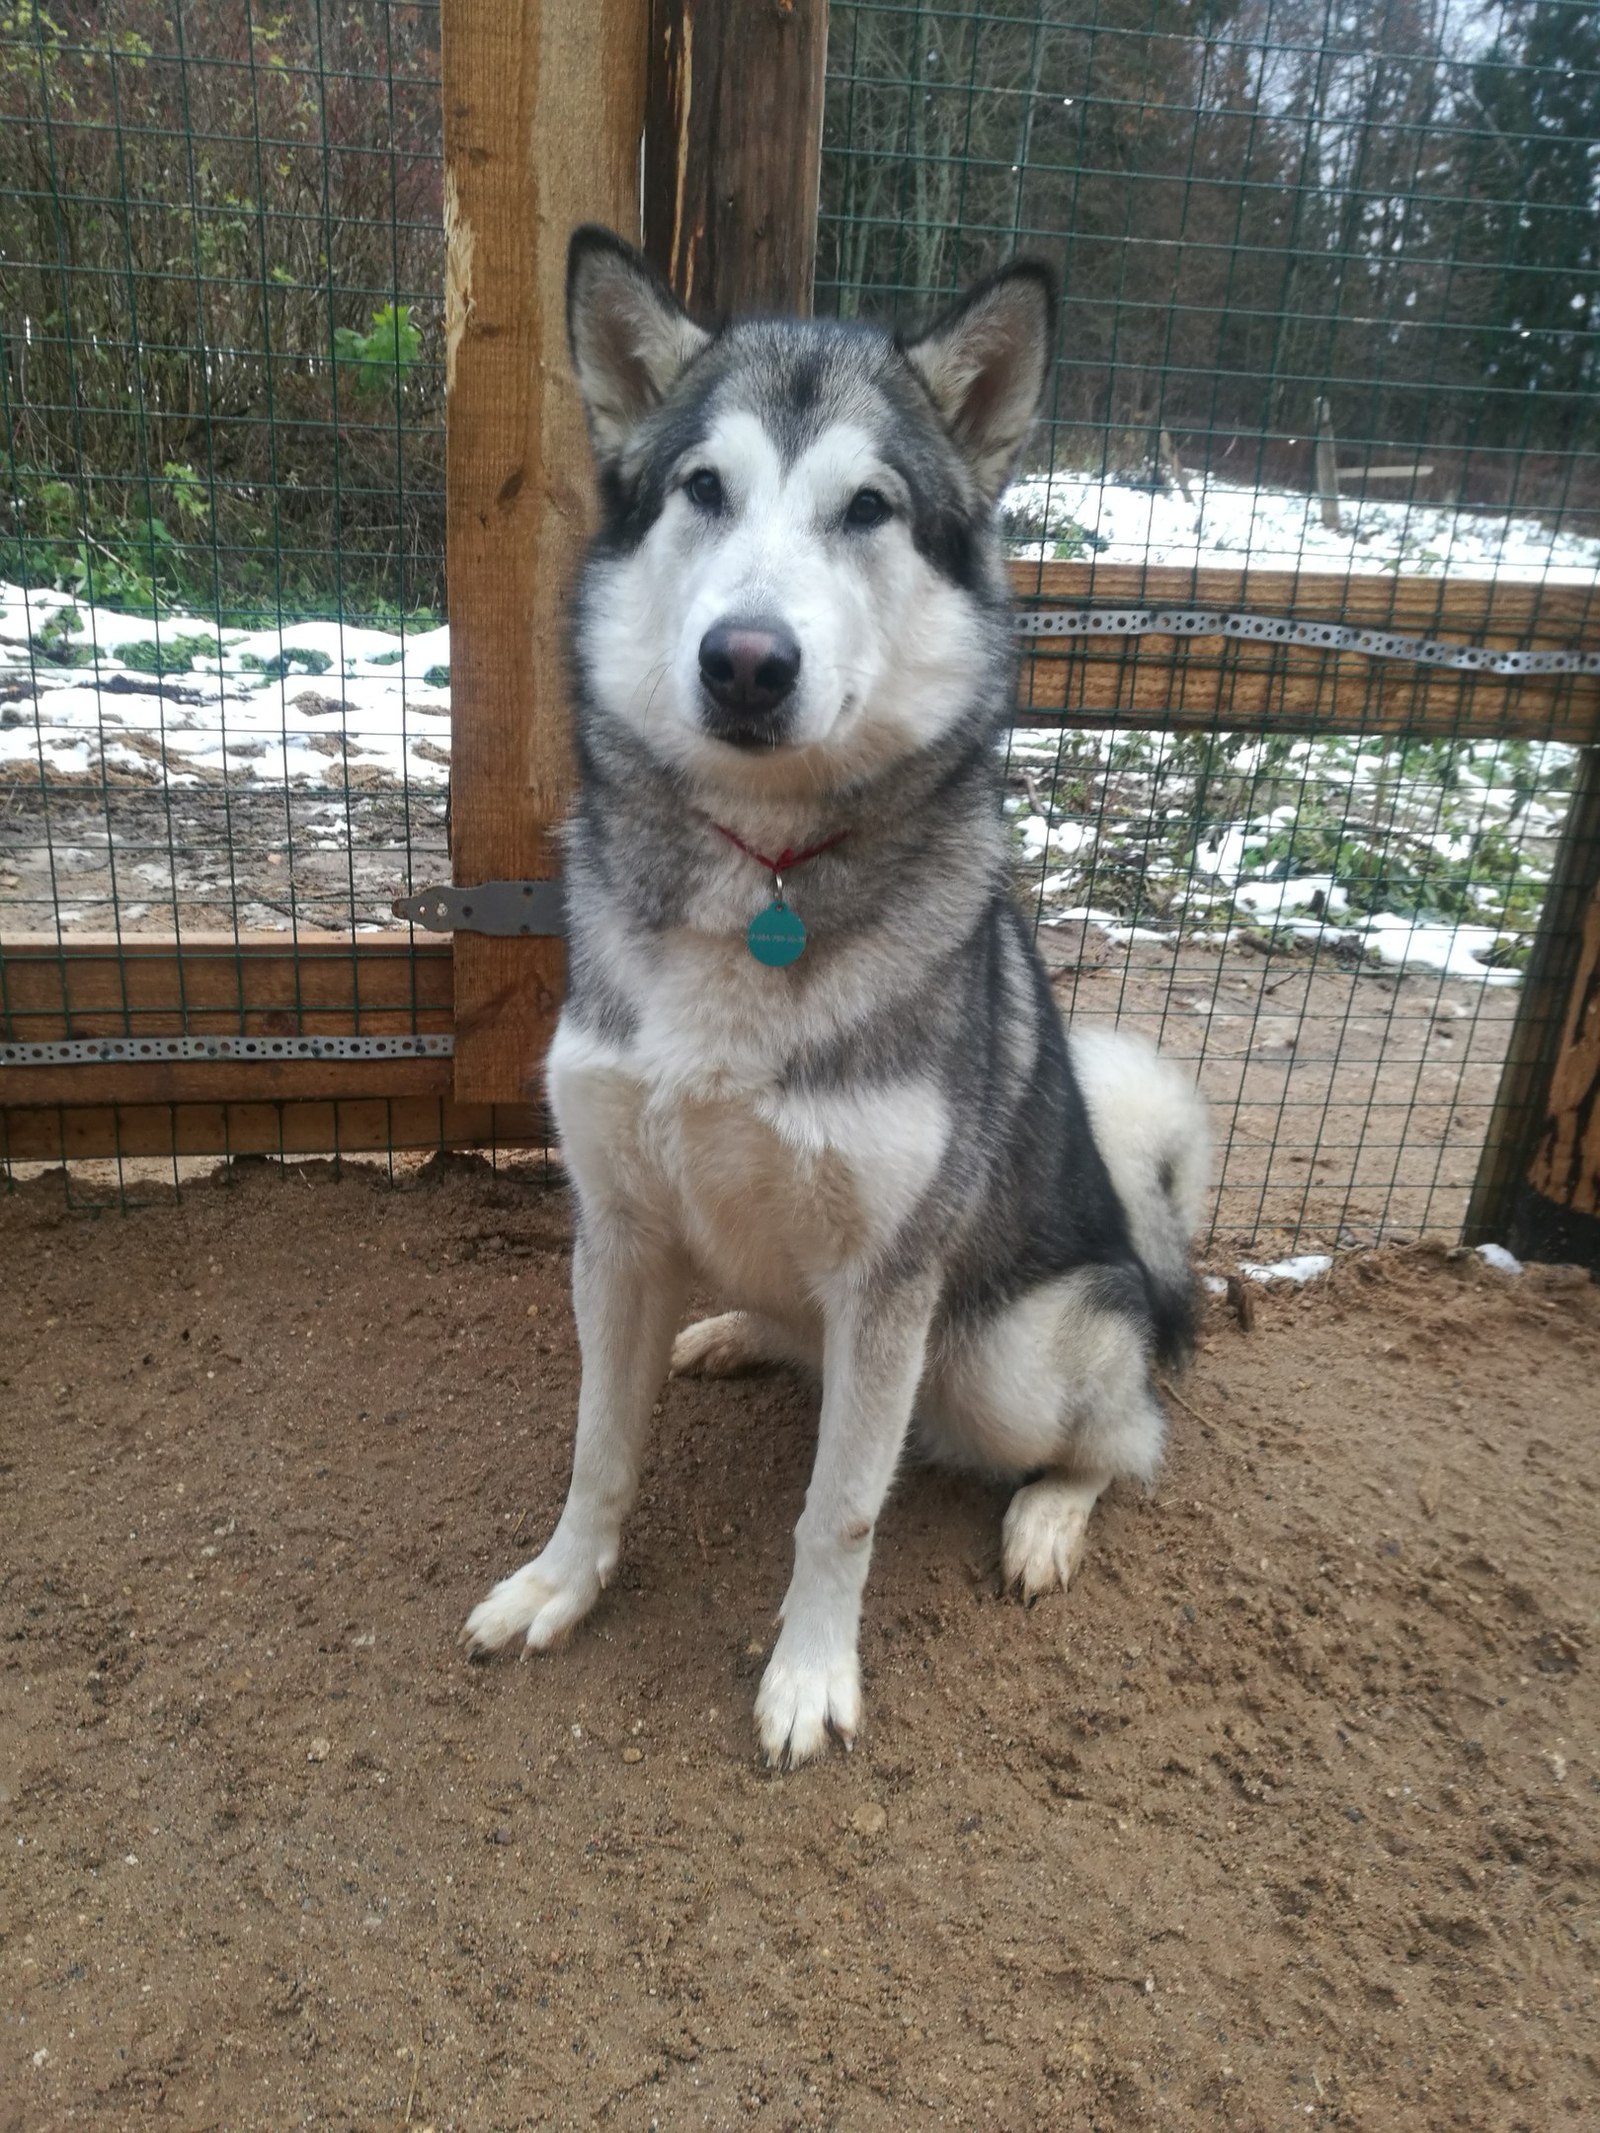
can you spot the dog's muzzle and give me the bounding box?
[697,616,801,748]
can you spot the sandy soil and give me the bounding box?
[0,784,445,938]
[1049,941,1518,1252]
[2,1164,1595,2132]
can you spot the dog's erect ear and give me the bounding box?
[567,226,710,462]
[904,262,1057,502]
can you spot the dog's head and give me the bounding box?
[567,227,1055,797]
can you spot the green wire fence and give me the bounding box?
[2,0,1597,1249]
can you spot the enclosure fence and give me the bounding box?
[2,1,1598,1261]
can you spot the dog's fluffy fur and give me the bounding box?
[464,227,1212,1766]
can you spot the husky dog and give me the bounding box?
[464,227,1211,1766]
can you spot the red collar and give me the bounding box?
[711,822,850,878]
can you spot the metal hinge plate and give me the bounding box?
[2,1034,454,1067]
[392,880,565,936]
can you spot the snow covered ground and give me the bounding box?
[1005,469,1600,582]
[0,584,452,793]
[2,470,1594,961]
[1005,719,1574,987]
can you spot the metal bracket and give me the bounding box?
[1016,605,1600,676]
[391,880,566,937]
[1,1033,454,1067]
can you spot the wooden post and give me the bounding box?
[1464,746,1600,1264]
[1314,396,1341,532]
[441,0,649,1104]
[642,0,830,315]
[1158,426,1193,505]
[1518,871,1600,1266]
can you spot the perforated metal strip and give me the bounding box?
[1,1033,454,1067]
[1015,606,1600,677]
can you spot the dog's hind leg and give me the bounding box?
[463,1216,688,1656]
[1001,1468,1112,1601]
[670,1311,819,1379]
[926,1265,1167,1603]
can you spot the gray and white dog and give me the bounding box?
[464,227,1211,1766]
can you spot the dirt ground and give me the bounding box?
[0,784,446,938]
[2,1164,1596,2133]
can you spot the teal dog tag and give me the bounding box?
[748,900,806,967]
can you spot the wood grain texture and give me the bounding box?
[0,1058,455,1108]
[1014,645,1598,744]
[1009,560,1600,642]
[1525,876,1600,1218]
[1009,560,1600,641]
[1465,747,1600,1248]
[442,0,649,1103]
[0,1097,547,1164]
[1010,562,1600,742]
[0,936,451,1043]
[643,0,829,314]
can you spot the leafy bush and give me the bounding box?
[334,304,423,397]
[240,647,334,680]
[0,1,445,621]
[112,632,225,676]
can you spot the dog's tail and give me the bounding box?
[1067,1026,1212,1368]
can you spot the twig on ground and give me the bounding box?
[1159,1376,1219,1432]
[403,2013,423,2125]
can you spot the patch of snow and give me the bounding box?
[1362,914,1521,985]
[1239,1253,1334,1285]
[1005,470,1600,584]
[1234,876,1350,921]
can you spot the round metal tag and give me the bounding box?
[747,901,806,967]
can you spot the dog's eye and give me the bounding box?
[844,487,891,530]
[685,469,724,512]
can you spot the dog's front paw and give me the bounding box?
[754,1635,862,1769]
[462,1535,608,1656]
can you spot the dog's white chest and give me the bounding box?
[548,1007,948,1306]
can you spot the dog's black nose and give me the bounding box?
[698,618,801,741]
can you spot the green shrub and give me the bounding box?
[112,632,224,675]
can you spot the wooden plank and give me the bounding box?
[1007,560,1600,642]
[442,0,649,1105]
[0,1057,455,1108]
[1008,562,1600,743]
[0,935,451,1043]
[0,1097,548,1164]
[1525,876,1600,1222]
[1464,747,1600,1250]
[643,0,830,314]
[1013,643,1598,744]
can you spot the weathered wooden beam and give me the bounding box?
[1464,747,1600,1257]
[441,0,649,1104]
[1008,560,1600,644]
[1008,562,1600,744]
[1520,872,1600,1250]
[643,0,830,315]
[1013,647,1596,744]
[0,935,451,1044]
[0,1097,547,1165]
[1506,758,1600,1269]
[0,1057,454,1108]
